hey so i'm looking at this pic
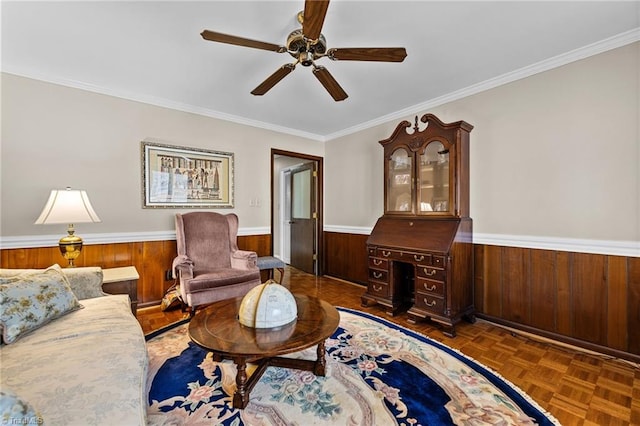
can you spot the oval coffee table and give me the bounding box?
[189,293,340,409]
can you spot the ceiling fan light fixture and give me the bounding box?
[200,0,406,101]
[299,51,313,67]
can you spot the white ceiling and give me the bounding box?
[2,1,639,140]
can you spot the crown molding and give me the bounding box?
[0,68,325,142]
[3,28,637,143]
[324,27,640,141]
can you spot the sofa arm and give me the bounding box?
[231,250,258,270]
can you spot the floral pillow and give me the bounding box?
[0,265,83,344]
[0,388,42,425]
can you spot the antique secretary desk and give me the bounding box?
[361,113,475,337]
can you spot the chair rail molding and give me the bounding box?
[3,227,638,257]
[323,225,639,257]
[0,227,271,249]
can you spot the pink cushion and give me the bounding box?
[185,268,261,292]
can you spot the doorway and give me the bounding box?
[271,149,323,275]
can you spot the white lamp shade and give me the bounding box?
[34,188,101,225]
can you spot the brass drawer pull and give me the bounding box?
[423,268,437,276]
[373,272,383,279]
[382,250,391,257]
[424,298,436,307]
[373,259,383,266]
[414,255,424,261]
[373,285,382,292]
[423,283,436,291]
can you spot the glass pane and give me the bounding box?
[387,148,412,212]
[292,169,311,219]
[418,141,449,212]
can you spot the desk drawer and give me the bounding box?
[433,255,446,267]
[368,257,389,269]
[415,278,444,296]
[369,269,388,283]
[414,294,445,314]
[416,265,446,282]
[368,282,389,298]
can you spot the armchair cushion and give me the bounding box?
[185,268,262,293]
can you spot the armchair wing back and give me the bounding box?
[173,212,261,312]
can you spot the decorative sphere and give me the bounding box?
[238,281,297,329]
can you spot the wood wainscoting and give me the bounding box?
[323,231,640,363]
[3,231,638,361]
[323,231,369,285]
[0,234,271,308]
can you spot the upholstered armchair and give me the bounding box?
[172,212,261,313]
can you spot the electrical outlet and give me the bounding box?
[165,270,173,281]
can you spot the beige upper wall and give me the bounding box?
[325,42,639,242]
[2,42,638,244]
[1,74,323,236]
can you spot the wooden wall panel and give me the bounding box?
[473,244,485,313]
[555,252,572,336]
[627,257,640,355]
[571,253,607,345]
[323,231,368,285]
[530,250,557,331]
[501,247,530,324]
[607,256,628,351]
[483,245,503,317]
[324,232,347,278]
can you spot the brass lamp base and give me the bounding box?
[59,224,83,267]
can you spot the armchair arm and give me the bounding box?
[172,255,194,279]
[231,250,258,270]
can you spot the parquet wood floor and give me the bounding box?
[137,267,640,425]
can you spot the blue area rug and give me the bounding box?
[146,307,559,425]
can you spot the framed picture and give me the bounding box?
[141,141,234,208]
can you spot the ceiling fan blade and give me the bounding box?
[251,63,296,96]
[201,30,286,53]
[302,0,330,41]
[328,47,407,62]
[312,66,348,101]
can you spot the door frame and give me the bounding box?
[271,149,324,276]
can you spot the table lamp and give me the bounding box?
[34,187,101,267]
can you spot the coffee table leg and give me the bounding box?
[233,358,249,409]
[314,340,327,376]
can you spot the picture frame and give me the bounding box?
[141,141,234,208]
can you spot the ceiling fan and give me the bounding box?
[200,0,407,101]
